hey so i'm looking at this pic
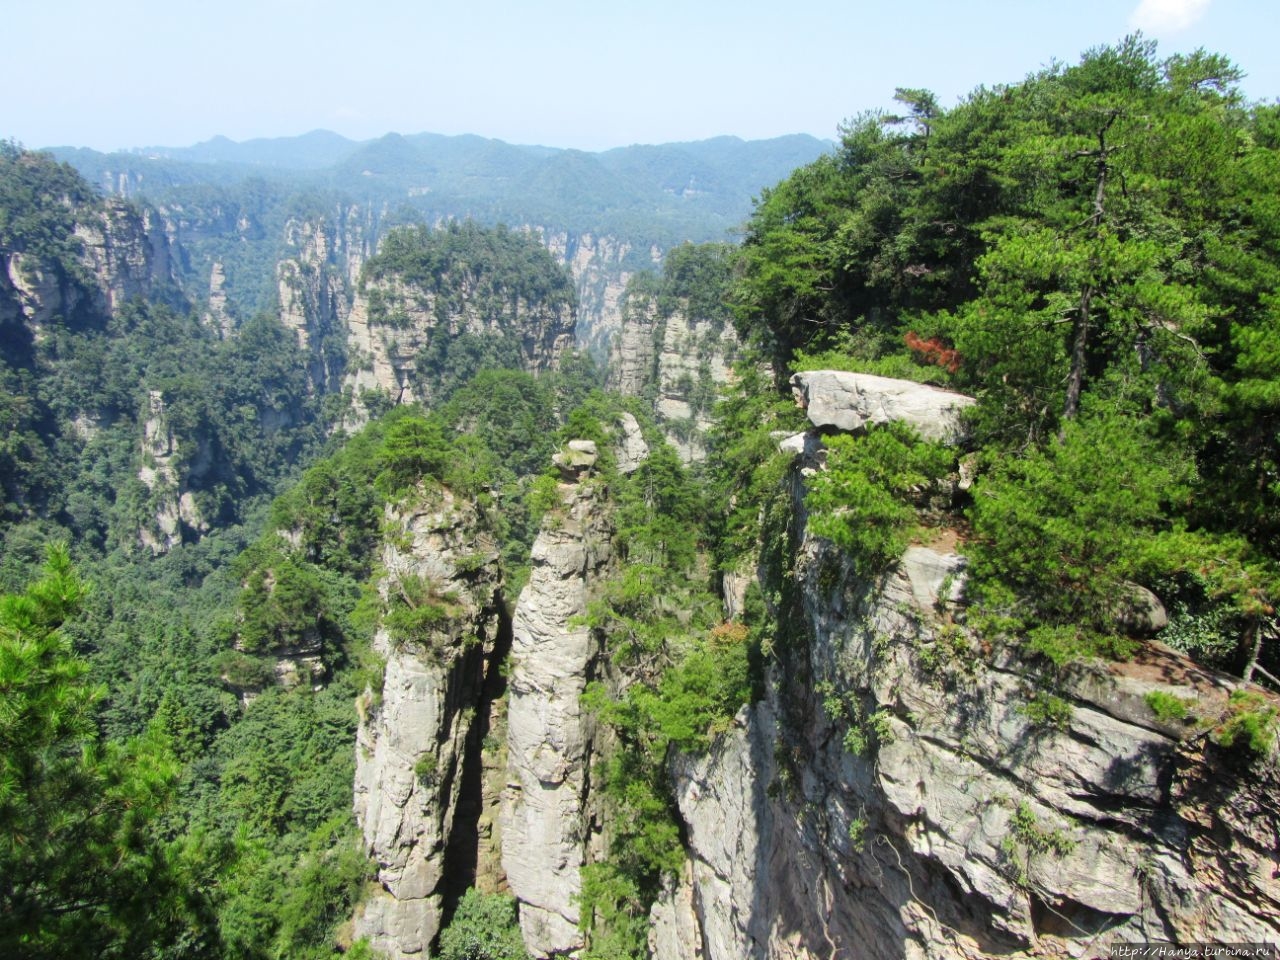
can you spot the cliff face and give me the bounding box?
[537,229,659,358]
[652,373,1280,959]
[342,271,574,417]
[501,452,615,956]
[2,196,173,339]
[276,209,372,393]
[136,389,211,554]
[606,296,739,463]
[353,488,509,959]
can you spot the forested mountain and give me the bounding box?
[52,131,830,299]
[3,34,1280,960]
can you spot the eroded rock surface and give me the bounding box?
[501,460,614,957]
[607,296,739,463]
[790,370,975,443]
[354,489,507,959]
[654,376,1278,959]
[137,389,210,553]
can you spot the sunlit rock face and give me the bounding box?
[651,375,1278,959]
[353,489,507,960]
[607,295,740,463]
[501,461,615,958]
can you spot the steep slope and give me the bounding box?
[354,487,510,958]
[652,373,1280,958]
[344,222,576,419]
[501,445,616,955]
[607,243,740,462]
[53,132,832,358]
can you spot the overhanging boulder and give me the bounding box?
[790,370,975,444]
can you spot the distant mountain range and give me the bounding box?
[49,130,834,247]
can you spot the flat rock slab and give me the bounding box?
[790,370,975,444]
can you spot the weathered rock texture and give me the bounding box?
[653,379,1280,959]
[2,198,173,336]
[354,489,509,959]
[501,463,615,957]
[607,294,739,462]
[537,229,657,359]
[790,370,975,443]
[343,268,574,420]
[137,389,210,554]
[275,209,372,393]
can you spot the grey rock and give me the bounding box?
[662,511,1280,957]
[353,491,505,960]
[1115,581,1169,635]
[552,439,599,478]
[501,482,614,957]
[606,296,740,463]
[615,412,650,474]
[790,370,975,443]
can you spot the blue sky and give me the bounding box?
[6,0,1277,152]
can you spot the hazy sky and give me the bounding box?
[6,0,1277,152]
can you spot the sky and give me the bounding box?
[5,0,1277,153]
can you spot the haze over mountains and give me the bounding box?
[50,129,834,249]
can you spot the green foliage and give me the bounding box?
[591,621,753,757]
[613,440,704,571]
[1000,800,1077,888]
[376,414,453,496]
[732,37,1280,678]
[0,547,201,959]
[437,889,529,960]
[806,422,952,577]
[1020,692,1074,730]
[414,753,439,786]
[0,144,99,291]
[233,549,335,654]
[966,412,1189,638]
[361,221,577,400]
[1144,691,1195,723]
[577,862,652,960]
[705,357,807,570]
[846,817,868,849]
[366,218,576,305]
[1212,690,1278,756]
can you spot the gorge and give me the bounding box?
[2,35,1280,960]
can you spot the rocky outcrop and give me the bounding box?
[615,412,650,475]
[276,211,370,393]
[354,489,508,959]
[607,296,739,463]
[501,454,615,957]
[343,268,574,419]
[663,539,1279,958]
[137,390,210,554]
[790,370,975,443]
[654,377,1279,959]
[537,229,656,358]
[2,198,173,336]
[204,261,233,338]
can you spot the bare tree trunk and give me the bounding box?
[1060,118,1114,432]
[1061,284,1093,430]
[1242,619,1262,683]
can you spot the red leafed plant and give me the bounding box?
[904,331,961,373]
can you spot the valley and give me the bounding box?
[2,37,1279,960]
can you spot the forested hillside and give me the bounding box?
[2,34,1279,960]
[732,36,1280,681]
